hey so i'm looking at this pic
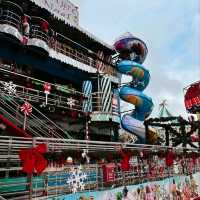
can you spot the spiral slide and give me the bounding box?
[114,33,154,143]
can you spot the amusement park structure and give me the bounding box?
[0,0,199,199]
[0,0,121,142]
[145,98,200,148]
[158,100,173,118]
[114,32,153,144]
[0,0,156,145]
[184,80,200,120]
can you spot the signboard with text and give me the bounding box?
[184,81,200,113]
[32,0,79,26]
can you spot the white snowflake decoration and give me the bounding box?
[67,97,76,108]
[67,166,87,193]
[0,123,6,130]
[2,81,16,95]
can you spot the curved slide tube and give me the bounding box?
[114,33,154,143]
[117,60,153,143]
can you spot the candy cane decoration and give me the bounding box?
[20,102,32,130]
[43,82,51,105]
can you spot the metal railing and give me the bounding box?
[0,1,23,32]
[52,33,118,77]
[0,2,118,78]
[0,67,118,114]
[0,136,199,199]
[0,80,83,112]
[0,88,72,139]
[30,25,49,44]
[0,67,83,96]
[0,10,22,31]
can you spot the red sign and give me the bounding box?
[102,163,115,183]
[184,81,200,112]
[43,82,51,94]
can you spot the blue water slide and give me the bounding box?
[114,34,154,143]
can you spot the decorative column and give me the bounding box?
[82,80,92,113]
[100,75,112,113]
[82,80,92,140]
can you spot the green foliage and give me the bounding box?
[116,192,122,200]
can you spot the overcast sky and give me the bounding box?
[71,0,200,118]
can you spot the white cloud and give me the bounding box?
[71,0,200,118]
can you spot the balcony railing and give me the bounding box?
[0,136,199,199]
[0,1,118,78]
[0,87,72,139]
[30,25,49,44]
[51,33,118,77]
[0,67,119,115]
[0,10,21,30]
[26,16,49,53]
[0,1,23,41]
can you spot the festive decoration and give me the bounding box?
[66,157,73,164]
[43,82,51,105]
[165,149,175,167]
[20,102,32,116]
[102,163,115,183]
[20,102,32,130]
[82,149,90,164]
[67,165,87,193]
[101,76,112,113]
[67,97,76,108]
[2,81,16,95]
[145,116,200,148]
[85,119,89,141]
[82,80,92,113]
[118,147,132,171]
[184,80,200,113]
[0,123,6,130]
[19,143,47,174]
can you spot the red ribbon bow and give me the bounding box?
[19,144,47,175]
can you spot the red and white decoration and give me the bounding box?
[102,163,115,183]
[20,102,32,130]
[43,82,51,105]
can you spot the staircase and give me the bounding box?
[0,89,72,139]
